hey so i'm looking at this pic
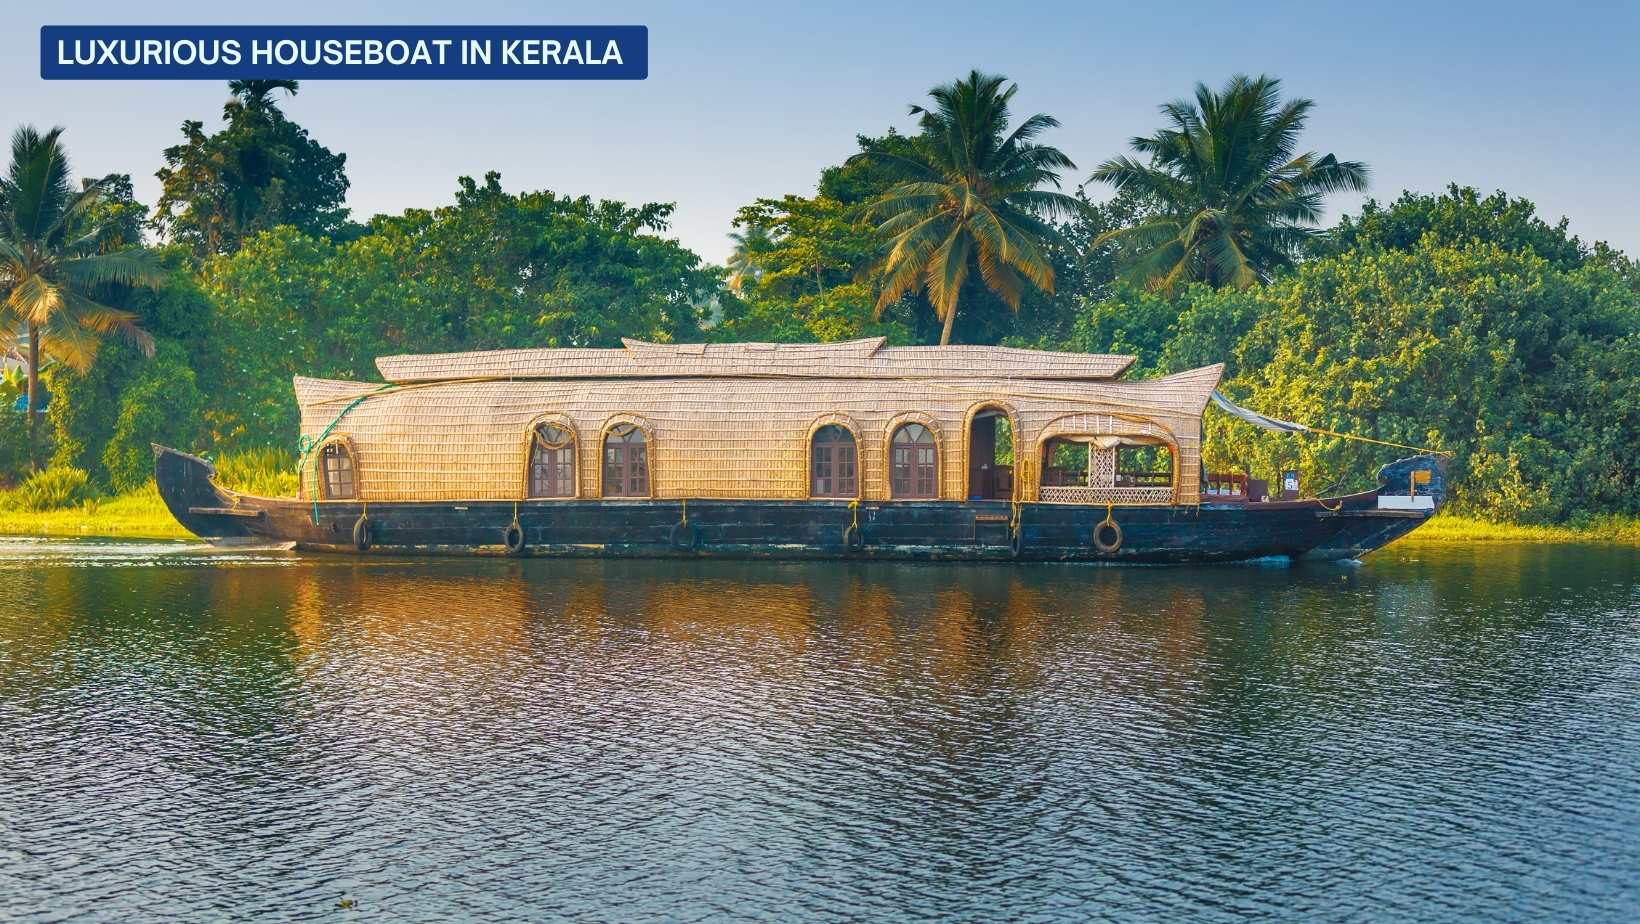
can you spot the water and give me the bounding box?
[1,539,1638,922]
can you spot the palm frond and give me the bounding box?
[5,126,73,242]
[59,249,166,289]
[1090,73,1365,291]
[7,273,63,324]
[923,227,972,319]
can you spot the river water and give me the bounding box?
[1,539,1637,922]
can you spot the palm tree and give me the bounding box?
[1090,74,1368,293]
[725,224,774,293]
[224,79,299,121]
[0,127,161,466]
[852,70,1081,345]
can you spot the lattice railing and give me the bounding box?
[1038,485,1174,505]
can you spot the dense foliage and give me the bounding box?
[3,77,1636,530]
[198,172,718,449]
[154,81,351,257]
[0,128,162,469]
[1069,188,1640,521]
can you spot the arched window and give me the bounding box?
[528,423,576,498]
[320,442,356,499]
[602,424,649,497]
[890,423,938,499]
[810,425,857,498]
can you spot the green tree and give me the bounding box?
[1065,280,1266,379]
[154,80,351,257]
[0,126,161,468]
[1203,240,1637,521]
[198,174,721,448]
[101,340,205,492]
[47,256,211,485]
[1324,184,1588,270]
[1091,74,1368,293]
[819,130,920,206]
[999,187,1159,347]
[716,193,912,344]
[851,70,1082,345]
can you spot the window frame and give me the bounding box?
[601,422,651,498]
[526,420,579,499]
[809,424,859,499]
[318,440,358,500]
[889,422,939,500]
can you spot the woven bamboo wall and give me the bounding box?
[293,364,1223,506]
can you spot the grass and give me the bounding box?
[0,449,299,541]
[1399,513,1640,544]
[0,482,191,539]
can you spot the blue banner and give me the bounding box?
[41,25,647,80]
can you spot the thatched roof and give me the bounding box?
[374,337,1136,384]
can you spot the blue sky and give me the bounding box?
[11,0,1638,263]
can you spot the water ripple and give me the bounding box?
[1,542,1637,921]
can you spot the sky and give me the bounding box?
[9,0,1639,264]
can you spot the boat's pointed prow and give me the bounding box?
[152,444,259,541]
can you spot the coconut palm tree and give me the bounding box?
[0,126,161,465]
[224,79,299,121]
[852,70,1082,345]
[1090,74,1368,294]
[725,224,774,293]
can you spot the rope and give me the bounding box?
[848,498,860,531]
[680,497,688,526]
[1100,502,1115,528]
[299,383,395,524]
[1301,426,1452,457]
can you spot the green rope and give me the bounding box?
[298,384,395,524]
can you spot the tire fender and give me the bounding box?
[503,522,527,556]
[352,515,373,552]
[670,520,700,549]
[1093,518,1123,554]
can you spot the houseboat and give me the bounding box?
[153,338,1446,562]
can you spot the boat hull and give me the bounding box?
[154,446,1442,564]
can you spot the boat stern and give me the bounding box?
[1299,454,1448,561]
[1374,454,1448,515]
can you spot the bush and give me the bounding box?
[7,466,94,512]
[1203,239,1639,521]
[102,342,206,493]
[0,411,30,487]
[213,447,299,497]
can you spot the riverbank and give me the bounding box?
[0,451,295,541]
[0,485,192,539]
[1396,514,1640,545]
[0,485,1635,545]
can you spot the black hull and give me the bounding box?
[154,446,1443,564]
